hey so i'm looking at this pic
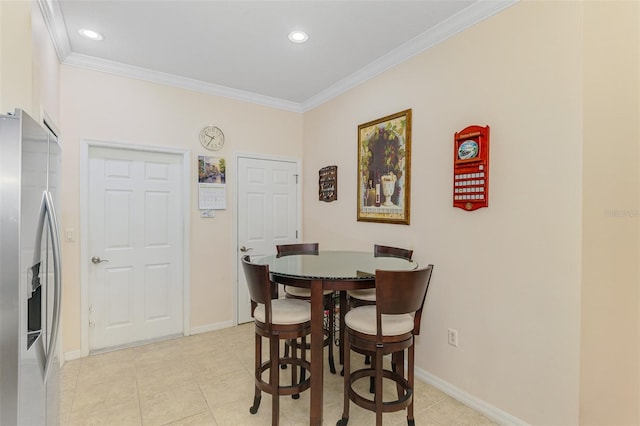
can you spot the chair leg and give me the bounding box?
[249,394,261,415]
[369,353,375,394]
[281,339,289,369]
[337,330,350,426]
[291,337,299,399]
[339,291,347,369]
[301,335,307,382]
[392,350,405,398]
[375,348,384,426]
[407,344,415,426]
[270,336,280,426]
[327,296,336,374]
[364,342,372,393]
[250,333,262,414]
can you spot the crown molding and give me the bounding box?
[37,0,71,62]
[43,0,517,114]
[63,53,304,113]
[300,0,518,112]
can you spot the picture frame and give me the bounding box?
[357,109,411,225]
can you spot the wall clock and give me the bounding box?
[199,125,225,151]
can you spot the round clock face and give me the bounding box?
[199,125,225,151]
[458,139,479,160]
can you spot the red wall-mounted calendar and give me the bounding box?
[453,125,489,211]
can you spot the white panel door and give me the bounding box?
[237,157,298,324]
[88,147,184,350]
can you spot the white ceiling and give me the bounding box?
[42,0,516,112]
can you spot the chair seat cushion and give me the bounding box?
[347,288,376,302]
[254,299,311,325]
[345,305,414,336]
[285,286,334,298]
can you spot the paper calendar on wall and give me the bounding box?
[198,155,226,210]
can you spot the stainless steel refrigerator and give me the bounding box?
[0,109,62,425]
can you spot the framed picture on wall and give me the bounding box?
[357,109,412,225]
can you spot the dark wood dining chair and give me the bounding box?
[374,244,415,259]
[241,255,312,426]
[276,243,337,374]
[347,244,414,371]
[276,242,319,257]
[338,265,434,426]
[347,244,414,305]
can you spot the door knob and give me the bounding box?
[91,256,108,264]
[240,246,252,253]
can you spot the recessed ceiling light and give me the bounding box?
[78,28,104,41]
[288,31,308,43]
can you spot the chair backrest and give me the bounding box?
[276,243,319,257]
[375,265,434,335]
[373,244,413,260]
[241,255,274,322]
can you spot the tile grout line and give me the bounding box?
[133,349,144,426]
[196,376,218,425]
[62,359,81,426]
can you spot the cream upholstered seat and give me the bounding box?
[284,286,334,298]
[345,288,376,302]
[253,299,311,325]
[344,306,415,336]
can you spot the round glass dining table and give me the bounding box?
[254,250,417,425]
[256,250,417,282]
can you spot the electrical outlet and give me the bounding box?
[448,328,458,347]
[65,228,75,242]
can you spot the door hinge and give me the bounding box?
[294,174,299,184]
[296,230,298,238]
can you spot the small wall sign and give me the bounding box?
[319,165,337,202]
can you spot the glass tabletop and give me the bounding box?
[254,250,417,280]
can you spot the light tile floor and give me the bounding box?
[61,323,496,425]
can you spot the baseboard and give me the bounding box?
[64,349,82,362]
[190,320,234,335]
[415,367,527,426]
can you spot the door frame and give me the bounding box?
[233,152,302,325]
[79,140,191,357]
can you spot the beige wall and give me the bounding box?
[0,1,33,115]
[580,1,639,424]
[304,1,640,424]
[59,66,303,352]
[304,1,587,424]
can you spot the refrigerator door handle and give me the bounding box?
[37,191,62,383]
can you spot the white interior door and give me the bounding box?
[88,146,184,351]
[237,156,299,324]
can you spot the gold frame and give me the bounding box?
[357,109,411,225]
